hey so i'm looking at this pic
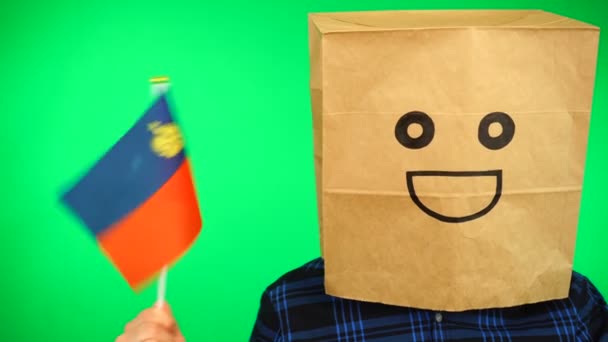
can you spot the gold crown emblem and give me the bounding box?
[148,121,184,158]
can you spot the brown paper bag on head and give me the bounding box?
[309,10,600,311]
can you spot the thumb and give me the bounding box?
[175,328,186,342]
[155,302,183,335]
[155,300,171,313]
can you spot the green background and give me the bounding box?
[1,0,606,340]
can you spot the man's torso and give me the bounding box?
[251,258,608,342]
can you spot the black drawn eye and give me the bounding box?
[395,111,435,149]
[478,112,515,150]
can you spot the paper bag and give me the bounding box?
[309,10,600,311]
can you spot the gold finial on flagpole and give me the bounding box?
[150,75,170,84]
[150,75,170,96]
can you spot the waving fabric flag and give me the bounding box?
[62,94,202,290]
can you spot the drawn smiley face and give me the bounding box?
[395,111,515,223]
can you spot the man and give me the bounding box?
[118,9,608,341]
[116,258,608,341]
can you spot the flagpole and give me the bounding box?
[156,265,168,307]
[150,75,170,308]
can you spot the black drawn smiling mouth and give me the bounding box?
[406,170,502,223]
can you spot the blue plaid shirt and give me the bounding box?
[251,258,608,341]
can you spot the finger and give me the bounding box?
[128,321,174,342]
[124,318,139,333]
[175,326,185,341]
[135,307,177,330]
[156,302,183,335]
[156,302,175,318]
[124,306,179,337]
[162,304,184,335]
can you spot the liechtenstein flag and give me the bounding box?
[62,93,201,290]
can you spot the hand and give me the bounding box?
[116,303,185,342]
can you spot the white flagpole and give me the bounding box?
[156,265,168,307]
[150,75,170,308]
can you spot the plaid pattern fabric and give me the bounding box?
[251,258,608,342]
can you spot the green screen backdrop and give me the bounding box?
[1,0,606,340]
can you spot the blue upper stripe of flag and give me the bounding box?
[62,94,185,236]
